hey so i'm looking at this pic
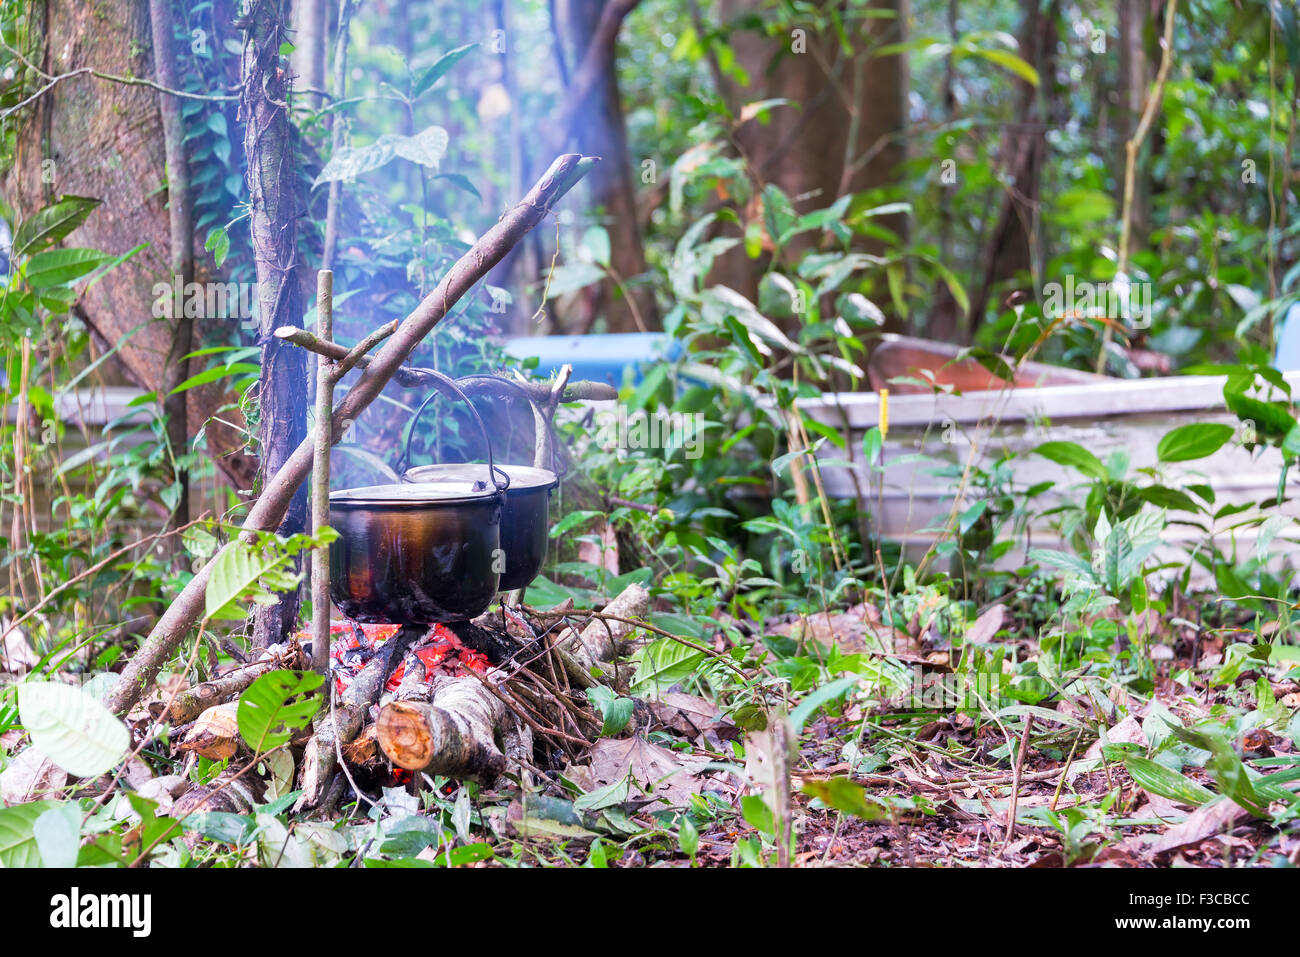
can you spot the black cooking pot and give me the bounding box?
[400,375,558,592]
[329,378,510,624]
[404,462,556,591]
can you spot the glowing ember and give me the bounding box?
[295,621,489,697]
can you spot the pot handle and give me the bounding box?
[399,371,511,493]
[451,374,560,476]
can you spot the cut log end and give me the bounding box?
[377,700,436,770]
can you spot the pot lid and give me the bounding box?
[330,478,499,506]
[403,462,558,492]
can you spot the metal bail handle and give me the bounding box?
[401,370,511,493]
[452,374,559,476]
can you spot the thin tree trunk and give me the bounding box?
[149,0,195,536]
[291,0,328,108]
[966,0,1058,329]
[556,0,657,333]
[241,0,309,647]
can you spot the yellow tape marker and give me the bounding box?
[878,388,890,441]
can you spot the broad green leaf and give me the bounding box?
[1103,523,1132,594]
[789,675,861,733]
[801,776,889,820]
[412,43,479,98]
[581,225,611,268]
[313,127,449,187]
[586,686,634,737]
[23,248,112,289]
[1156,423,1234,462]
[0,802,52,868]
[1033,441,1108,480]
[12,195,100,256]
[573,774,630,812]
[967,46,1039,85]
[167,362,260,395]
[1124,756,1217,807]
[17,682,130,777]
[205,226,230,268]
[237,670,324,753]
[205,541,297,621]
[1027,548,1096,583]
[391,125,450,169]
[34,803,83,868]
[629,638,704,694]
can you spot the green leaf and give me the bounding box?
[967,46,1039,85]
[1163,722,1269,818]
[23,248,112,289]
[801,776,889,820]
[17,682,130,777]
[0,802,52,867]
[573,774,630,812]
[1226,392,1298,444]
[740,793,774,838]
[413,43,479,98]
[433,173,481,201]
[789,675,861,733]
[1156,423,1234,462]
[549,510,603,538]
[205,226,230,268]
[629,639,704,694]
[1103,523,1132,594]
[1123,756,1217,807]
[581,226,611,268]
[313,127,450,187]
[1033,441,1109,480]
[12,195,100,256]
[34,803,82,868]
[391,125,450,169]
[237,670,324,753]
[1027,548,1096,583]
[168,363,260,396]
[204,540,296,621]
[586,686,634,737]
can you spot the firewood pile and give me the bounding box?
[165,583,651,819]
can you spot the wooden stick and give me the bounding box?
[104,154,597,717]
[162,650,297,724]
[273,326,618,401]
[311,269,334,676]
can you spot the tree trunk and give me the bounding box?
[557,0,657,333]
[291,0,328,108]
[149,0,195,538]
[711,0,909,324]
[967,0,1059,329]
[241,0,309,647]
[0,1,259,493]
[1116,0,1150,245]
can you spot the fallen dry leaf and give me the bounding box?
[1151,798,1252,856]
[579,735,709,809]
[177,702,241,760]
[1,747,68,805]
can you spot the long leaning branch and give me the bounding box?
[104,153,597,716]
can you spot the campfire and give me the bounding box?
[168,583,651,818]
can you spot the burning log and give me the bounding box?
[298,626,417,807]
[377,674,510,780]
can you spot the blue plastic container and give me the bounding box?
[503,333,678,387]
[1275,303,1300,371]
